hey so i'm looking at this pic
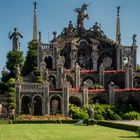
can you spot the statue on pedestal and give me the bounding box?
[9,27,23,51]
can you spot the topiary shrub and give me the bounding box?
[7,78,15,87]
[9,102,16,109]
[8,87,16,93]
[8,92,16,97]
[7,97,15,103]
[123,111,140,120]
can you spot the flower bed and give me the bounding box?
[114,88,140,92]
[16,114,72,121]
[104,70,126,74]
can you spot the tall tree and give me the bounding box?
[23,40,37,76]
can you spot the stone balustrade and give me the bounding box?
[21,83,44,92]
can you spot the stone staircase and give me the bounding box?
[0,94,7,119]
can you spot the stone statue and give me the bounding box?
[132,34,137,45]
[38,31,42,42]
[14,64,20,81]
[74,3,89,30]
[118,34,121,44]
[9,27,23,51]
[51,99,59,114]
[87,107,94,119]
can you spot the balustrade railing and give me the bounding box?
[21,83,44,92]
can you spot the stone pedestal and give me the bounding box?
[108,82,115,105]
[75,63,81,88]
[63,82,70,115]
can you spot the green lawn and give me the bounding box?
[0,124,139,140]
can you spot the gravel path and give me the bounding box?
[111,120,140,126]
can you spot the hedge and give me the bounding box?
[97,120,139,131]
[12,119,80,124]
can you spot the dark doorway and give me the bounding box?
[69,96,81,106]
[45,56,53,69]
[21,96,30,114]
[33,96,42,115]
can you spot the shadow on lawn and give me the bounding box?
[119,136,139,139]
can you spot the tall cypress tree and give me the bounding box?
[23,40,37,76]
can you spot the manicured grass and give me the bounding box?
[0,124,139,140]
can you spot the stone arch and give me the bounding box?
[21,95,30,114]
[77,40,92,69]
[32,95,43,115]
[133,76,140,88]
[48,75,56,89]
[49,95,62,115]
[82,76,95,87]
[45,55,53,69]
[66,75,74,88]
[69,96,82,107]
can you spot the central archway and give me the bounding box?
[33,95,43,115]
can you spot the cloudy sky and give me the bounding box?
[0,0,140,73]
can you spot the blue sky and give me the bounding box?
[0,0,140,74]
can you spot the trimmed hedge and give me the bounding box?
[97,121,139,131]
[12,119,80,124]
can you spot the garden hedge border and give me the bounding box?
[97,121,139,131]
[12,119,80,124]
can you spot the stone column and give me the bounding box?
[82,86,88,106]
[108,82,115,105]
[131,45,137,71]
[44,81,50,115]
[70,44,77,69]
[116,45,123,70]
[75,63,81,88]
[91,43,99,70]
[37,42,43,70]
[125,65,133,88]
[129,65,133,88]
[63,81,70,115]
[57,61,64,89]
[99,63,105,86]
[15,82,21,115]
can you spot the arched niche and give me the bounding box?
[66,75,74,88]
[50,95,62,115]
[48,75,56,89]
[33,95,43,115]
[77,40,92,69]
[69,96,81,107]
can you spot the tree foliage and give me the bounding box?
[136,64,140,71]
[6,50,24,74]
[23,40,37,76]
